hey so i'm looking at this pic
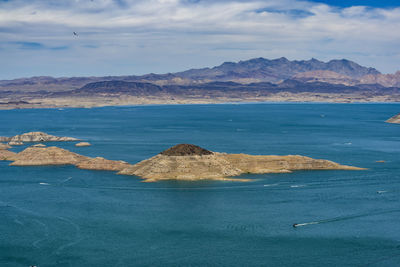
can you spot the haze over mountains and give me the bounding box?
[1,57,400,108]
[1,57,399,90]
[175,57,380,83]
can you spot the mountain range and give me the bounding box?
[1,57,400,108]
[1,57,400,92]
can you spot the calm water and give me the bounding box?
[0,103,399,267]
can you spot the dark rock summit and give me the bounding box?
[160,144,213,156]
[62,80,163,96]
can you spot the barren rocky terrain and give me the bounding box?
[1,57,400,109]
[386,113,400,124]
[0,141,364,182]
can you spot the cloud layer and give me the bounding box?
[0,0,400,78]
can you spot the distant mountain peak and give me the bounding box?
[176,57,380,83]
[274,57,289,62]
[0,56,393,93]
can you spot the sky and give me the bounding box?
[1,0,400,79]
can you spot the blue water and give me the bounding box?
[0,103,399,266]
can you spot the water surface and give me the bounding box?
[1,103,399,266]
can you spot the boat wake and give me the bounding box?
[32,219,50,249]
[263,183,279,187]
[54,216,82,255]
[60,177,73,184]
[293,209,400,228]
[290,184,307,188]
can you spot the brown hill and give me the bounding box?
[360,71,400,87]
[293,70,358,85]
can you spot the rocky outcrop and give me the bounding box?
[292,70,400,88]
[75,142,91,147]
[0,143,11,150]
[160,144,213,156]
[119,153,247,182]
[8,141,24,146]
[293,70,358,86]
[76,157,130,171]
[32,144,46,147]
[119,144,364,182]
[360,71,400,87]
[70,81,163,96]
[0,149,17,161]
[386,114,400,124]
[7,146,130,173]
[0,132,79,146]
[4,132,79,143]
[10,146,88,166]
[222,154,359,173]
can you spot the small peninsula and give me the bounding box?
[386,113,400,124]
[0,143,364,182]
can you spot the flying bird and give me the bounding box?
[73,32,78,36]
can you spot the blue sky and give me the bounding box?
[0,0,400,79]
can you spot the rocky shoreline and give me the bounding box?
[0,93,399,111]
[120,144,364,182]
[0,140,365,182]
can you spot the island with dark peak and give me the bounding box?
[120,144,365,182]
[0,142,364,182]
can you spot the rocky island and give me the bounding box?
[386,113,400,124]
[0,131,79,146]
[0,148,16,161]
[75,142,91,147]
[0,143,364,182]
[5,146,130,172]
[119,144,364,182]
[0,131,79,142]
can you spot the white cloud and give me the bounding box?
[0,0,400,78]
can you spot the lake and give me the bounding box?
[1,103,400,266]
